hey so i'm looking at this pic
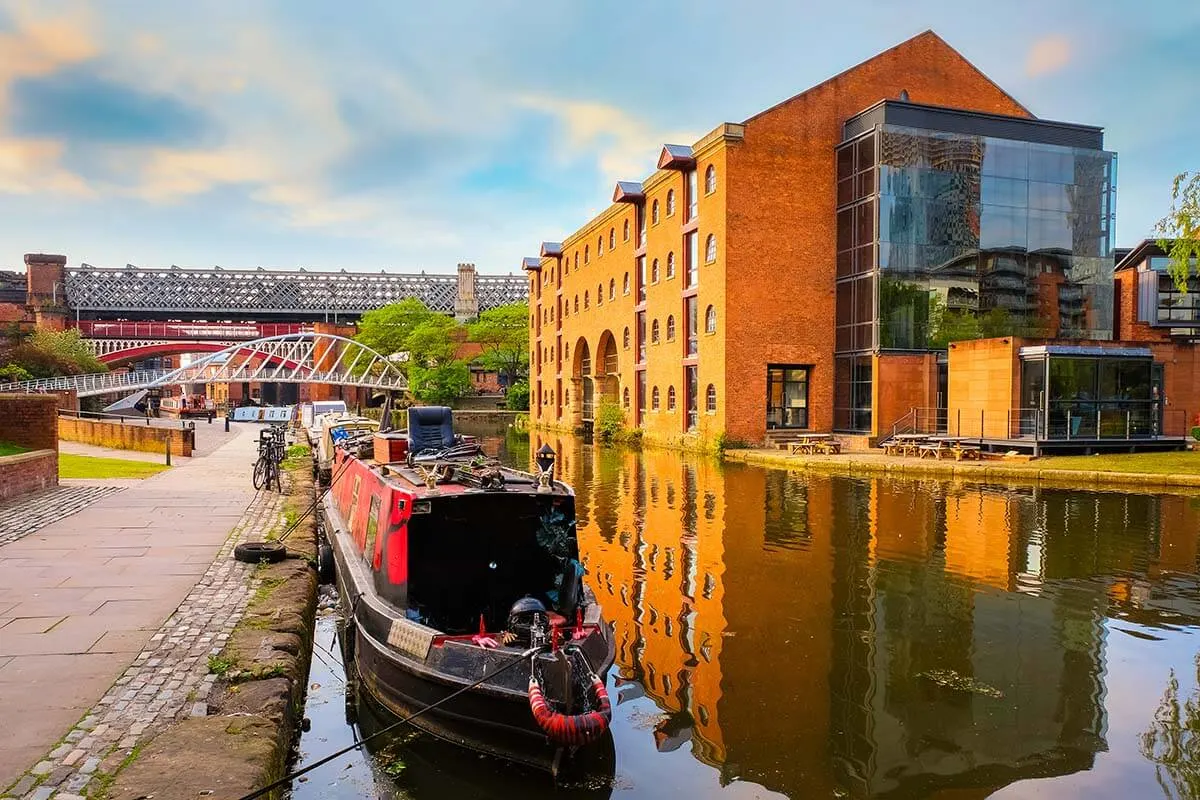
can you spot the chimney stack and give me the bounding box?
[455,262,478,322]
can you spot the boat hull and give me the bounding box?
[325,498,617,775]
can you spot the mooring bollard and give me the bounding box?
[165,432,172,466]
[224,416,230,432]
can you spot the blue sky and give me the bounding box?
[0,0,1195,276]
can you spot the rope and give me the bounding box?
[233,645,542,800]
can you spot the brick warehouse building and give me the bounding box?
[524,30,1194,450]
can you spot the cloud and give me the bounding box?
[517,95,698,188]
[0,137,91,195]
[1025,35,1072,78]
[9,68,215,146]
[0,2,97,116]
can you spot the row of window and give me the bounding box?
[621,383,718,413]
[559,165,718,274]
[620,306,717,349]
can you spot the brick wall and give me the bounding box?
[0,450,57,502]
[0,393,59,451]
[724,31,1032,444]
[58,417,194,456]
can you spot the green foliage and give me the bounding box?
[0,363,33,382]
[593,401,628,443]
[410,361,472,406]
[28,329,107,373]
[467,302,530,386]
[1192,426,1200,442]
[714,431,749,452]
[927,295,1022,349]
[1140,653,1200,799]
[1156,171,1200,292]
[0,328,108,378]
[355,298,444,362]
[506,378,530,410]
[207,654,235,676]
[406,316,461,368]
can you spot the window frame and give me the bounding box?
[704,164,716,195]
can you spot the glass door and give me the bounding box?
[767,366,810,429]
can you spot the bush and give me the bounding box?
[0,363,33,383]
[1192,426,1200,442]
[593,401,626,443]
[506,379,530,411]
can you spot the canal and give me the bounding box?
[293,425,1200,799]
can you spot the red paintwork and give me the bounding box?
[100,342,306,368]
[75,320,309,339]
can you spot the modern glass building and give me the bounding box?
[834,101,1117,432]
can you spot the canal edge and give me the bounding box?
[723,448,1200,493]
[100,447,320,800]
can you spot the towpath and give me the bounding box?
[0,424,259,789]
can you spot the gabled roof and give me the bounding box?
[612,181,645,203]
[1115,239,1169,272]
[657,144,695,170]
[521,257,542,272]
[744,29,1033,125]
[539,241,563,258]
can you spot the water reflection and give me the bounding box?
[523,432,1200,799]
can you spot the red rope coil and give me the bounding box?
[527,675,611,747]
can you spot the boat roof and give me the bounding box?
[345,447,572,499]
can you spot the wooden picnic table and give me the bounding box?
[884,433,929,457]
[918,437,982,461]
[790,433,842,456]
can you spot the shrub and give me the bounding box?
[593,401,626,443]
[1191,426,1200,442]
[506,379,530,411]
[0,363,33,383]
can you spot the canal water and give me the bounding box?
[292,425,1200,799]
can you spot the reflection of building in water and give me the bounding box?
[529,437,1200,796]
[532,439,730,763]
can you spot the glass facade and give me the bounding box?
[1019,354,1154,439]
[834,123,1117,432]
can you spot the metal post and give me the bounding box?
[1126,411,1131,439]
[165,432,172,466]
[956,409,961,437]
[979,409,984,443]
[1096,408,1102,440]
[224,416,230,432]
[1066,410,1072,440]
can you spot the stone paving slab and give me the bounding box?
[0,425,262,791]
[0,476,287,799]
[0,487,126,548]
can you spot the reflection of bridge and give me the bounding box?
[0,333,408,397]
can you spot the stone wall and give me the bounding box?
[0,393,59,451]
[58,417,194,456]
[0,450,57,502]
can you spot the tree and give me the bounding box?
[0,363,33,382]
[355,298,445,364]
[506,378,530,411]
[410,361,473,406]
[1140,654,1200,798]
[0,328,107,378]
[467,302,529,387]
[1156,171,1200,292]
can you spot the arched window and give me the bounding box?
[623,387,630,408]
[651,259,660,283]
[666,252,675,279]
[651,199,660,225]
[623,273,630,295]
[574,295,579,313]
[706,384,717,412]
[705,234,717,263]
[565,388,569,404]
[609,279,615,301]
[652,386,660,411]
[667,386,676,411]
[706,305,717,333]
[623,327,630,349]
[563,303,568,318]
[584,245,589,264]
[623,219,630,241]
[609,228,615,249]
[573,252,578,270]
[666,189,676,216]
[666,315,676,341]
[596,283,603,305]
[584,291,589,309]
[651,319,660,344]
[597,236,603,256]
[705,164,716,194]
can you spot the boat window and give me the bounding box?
[344,474,361,521]
[364,494,380,567]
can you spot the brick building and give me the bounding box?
[523,31,1123,448]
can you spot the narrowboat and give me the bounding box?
[324,406,616,777]
[316,415,379,484]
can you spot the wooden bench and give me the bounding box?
[951,444,981,461]
[918,443,947,459]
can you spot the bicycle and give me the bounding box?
[252,425,288,492]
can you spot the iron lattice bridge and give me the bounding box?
[0,333,409,398]
[64,266,527,316]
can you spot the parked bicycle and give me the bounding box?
[252,424,288,492]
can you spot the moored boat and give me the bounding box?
[323,406,616,776]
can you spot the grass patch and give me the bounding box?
[207,654,235,676]
[1035,451,1200,475]
[0,441,30,457]
[281,444,311,470]
[59,453,169,479]
[88,743,144,800]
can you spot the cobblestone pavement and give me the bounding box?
[0,487,126,548]
[1,484,287,800]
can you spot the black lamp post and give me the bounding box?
[535,444,556,477]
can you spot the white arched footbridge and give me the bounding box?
[0,333,408,397]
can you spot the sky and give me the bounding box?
[0,0,1195,276]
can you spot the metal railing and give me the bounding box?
[0,370,169,395]
[890,406,1193,442]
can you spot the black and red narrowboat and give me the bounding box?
[323,406,617,777]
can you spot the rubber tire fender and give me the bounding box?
[234,541,287,564]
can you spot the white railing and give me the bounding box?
[0,370,169,396]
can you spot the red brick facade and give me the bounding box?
[0,393,60,451]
